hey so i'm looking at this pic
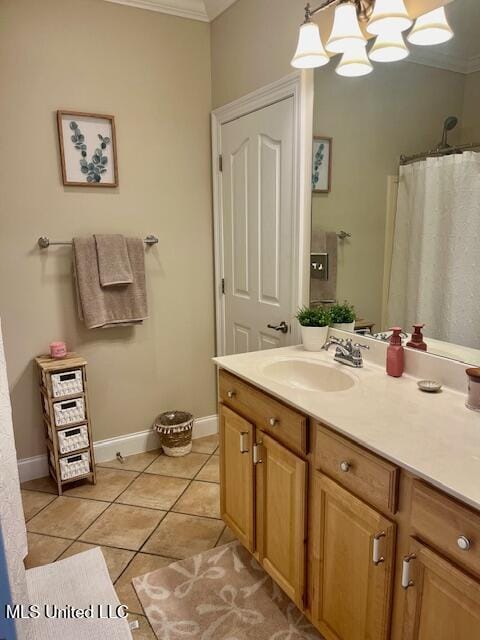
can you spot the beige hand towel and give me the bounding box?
[73,236,148,329]
[94,234,133,286]
[310,229,338,304]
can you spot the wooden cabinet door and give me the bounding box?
[255,431,307,608]
[219,404,255,552]
[402,540,480,640]
[311,473,396,640]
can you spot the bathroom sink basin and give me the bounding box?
[260,359,355,392]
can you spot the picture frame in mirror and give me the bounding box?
[312,136,332,194]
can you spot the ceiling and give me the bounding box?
[104,0,237,22]
[105,0,480,73]
[410,0,480,73]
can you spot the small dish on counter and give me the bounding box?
[417,379,443,393]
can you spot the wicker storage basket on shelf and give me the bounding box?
[153,411,194,457]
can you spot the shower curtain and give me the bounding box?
[387,152,480,348]
[0,319,31,639]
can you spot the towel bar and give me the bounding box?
[37,235,159,249]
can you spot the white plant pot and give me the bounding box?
[301,325,329,351]
[331,321,355,333]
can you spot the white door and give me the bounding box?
[221,97,295,355]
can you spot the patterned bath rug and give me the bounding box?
[133,540,324,639]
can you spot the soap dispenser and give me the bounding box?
[386,327,404,378]
[406,324,427,351]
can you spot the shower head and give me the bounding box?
[444,116,458,132]
[438,116,459,150]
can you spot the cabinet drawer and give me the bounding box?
[51,369,83,398]
[314,423,399,514]
[53,397,85,427]
[411,481,480,578]
[219,369,307,456]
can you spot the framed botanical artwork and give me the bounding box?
[312,136,332,194]
[57,110,118,187]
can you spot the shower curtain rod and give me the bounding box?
[37,235,159,249]
[400,142,480,166]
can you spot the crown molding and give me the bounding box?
[467,54,480,74]
[409,48,480,75]
[104,0,209,22]
[205,0,237,20]
[104,0,237,21]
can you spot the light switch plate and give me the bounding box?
[311,253,328,280]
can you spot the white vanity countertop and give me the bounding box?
[214,346,480,511]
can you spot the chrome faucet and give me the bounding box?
[323,337,370,368]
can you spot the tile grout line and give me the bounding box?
[113,447,218,621]
[72,464,150,541]
[25,458,159,569]
[23,496,59,524]
[166,457,220,517]
[129,445,220,631]
[136,467,198,554]
[214,525,228,548]
[26,498,110,540]
[24,437,221,615]
[84,449,193,615]
[137,448,219,556]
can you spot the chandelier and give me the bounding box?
[291,0,454,77]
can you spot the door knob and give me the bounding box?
[267,321,289,334]
[340,461,351,473]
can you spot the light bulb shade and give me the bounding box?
[336,44,373,77]
[367,0,413,35]
[326,2,366,54]
[369,31,409,62]
[291,21,330,68]
[407,7,453,46]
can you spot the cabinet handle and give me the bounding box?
[253,443,263,464]
[269,417,279,427]
[457,536,471,551]
[227,390,236,399]
[239,432,249,454]
[340,460,351,473]
[401,553,416,589]
[372,532,386,566]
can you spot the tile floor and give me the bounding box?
[21,434,236,640]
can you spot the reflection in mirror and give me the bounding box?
[310,0,480,365]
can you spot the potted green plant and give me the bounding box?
[296,306,331,351]
[329,301,356,333]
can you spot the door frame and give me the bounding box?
[211,70,314,356]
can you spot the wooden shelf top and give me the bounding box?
[35,353,87,371]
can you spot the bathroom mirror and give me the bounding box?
[311,0,480,365]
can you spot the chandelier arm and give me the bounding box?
[308,0,374,22]
[308,0,342,20]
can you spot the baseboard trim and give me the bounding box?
[17,454,49,485]
[18,414,218,483]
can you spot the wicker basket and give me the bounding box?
[153,411,194,457]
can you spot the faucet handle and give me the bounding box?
[354,342,370,350]
[323,336,344,350]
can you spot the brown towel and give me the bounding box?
[310,230,337,304]
[73,236,148,329]
[94,234,133,286]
